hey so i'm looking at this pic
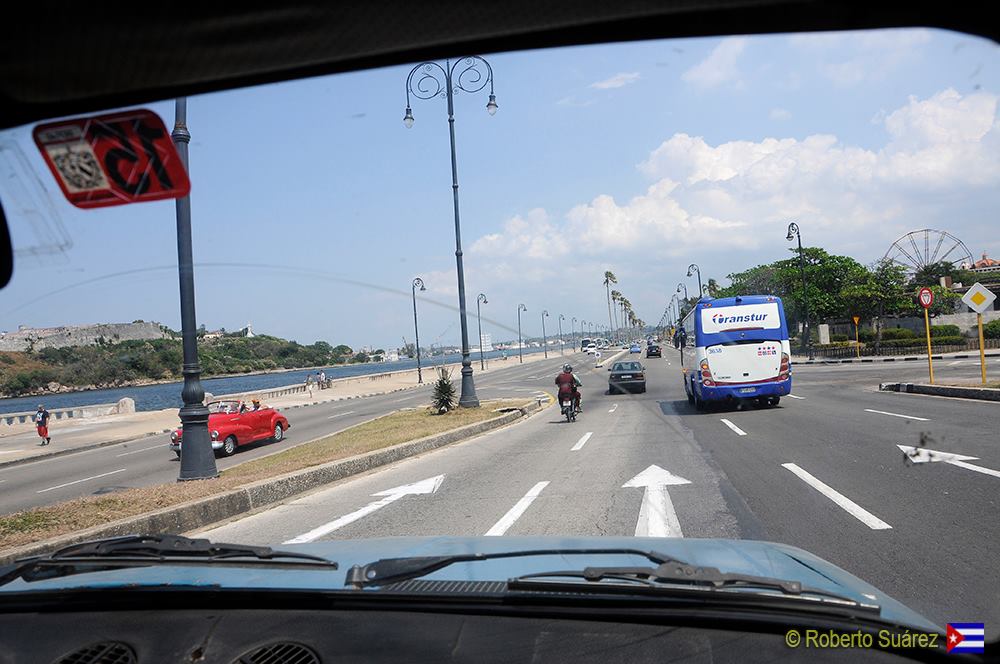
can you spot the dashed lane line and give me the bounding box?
[571,432,594,452]
[781,463,892,530]
[720,419,747,436]
[485,481,550,536]
[787,394,805,400]
[37,468,127,494]
[327,411,356,419]
[864,408,929,422]
[608,404,618,413]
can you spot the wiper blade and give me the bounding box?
[509,562,877,610]
[345,548,687,589]
[0,534,337,588]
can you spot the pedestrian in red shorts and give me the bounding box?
[34,404,51,446]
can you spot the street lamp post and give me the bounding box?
[687,264,702,300]
[541,310,549,358]
[558,314,565,355]
[786,222,814,360]
[411,278,427,383]
[571,317,577,351]
[172,98,218,482]
[476,293,488,371]
[517,304,527,363]
[404,56,498,408]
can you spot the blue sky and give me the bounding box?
[1,28,998,349]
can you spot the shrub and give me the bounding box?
[881,328,917,340]
[830,334,849,342]
[930,324,961,337]
[431,369,457,413]
[857,329,875,343]
[984,319,1000,340]
[930,335,967,346]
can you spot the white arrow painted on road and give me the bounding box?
[283,475,444,544]
[623,465,691,538]
[898,445,1000,479]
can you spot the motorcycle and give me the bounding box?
[560,393,577,422]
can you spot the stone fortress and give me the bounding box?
[0,321,169,352]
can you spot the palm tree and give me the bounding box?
[610,289,623,339]
[603,271,617,343]
[706,278,719,297]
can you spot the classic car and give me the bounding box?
[169,400,290,458]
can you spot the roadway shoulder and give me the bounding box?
[879,382,1000,402]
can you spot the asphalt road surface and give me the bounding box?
[196,349,1000,638]
[0,352,590,515]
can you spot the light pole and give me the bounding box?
[558,314,565,355]
[571,317,577,351]
[676,283,688,321]
[172,98,218,481]
[404,56,498,408]
[589,321,594,335]
[517,304,527,363]
[687,264,702,300]
[541,310,549,358]
[476,293,488,371]
[786,222,814,360]
[411,277,427,383]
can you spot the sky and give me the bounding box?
[1,28,998,350]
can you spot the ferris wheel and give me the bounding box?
[883,229,974,274]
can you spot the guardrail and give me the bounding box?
[810,338,1000,359]
[1,398,135,429]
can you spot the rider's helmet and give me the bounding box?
[563,364,573,372]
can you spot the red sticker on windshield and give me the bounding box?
[33,109,190,209]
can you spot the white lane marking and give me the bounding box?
[116,445,164,457]
[571,432,594,452]
[864,408,928,422]
[623,465,691,538]
[787,394,805,400]
[608,404,618,413]
[37,468,128,494]
[327,411,356,419]
[781,463,891,530]
[392,395,417,403]
[720,419,747,436]
[947,360,963,367]
[947,459,1000,480]
[0,450,25,454]
[283,475,444,544]
[485,481,549,536]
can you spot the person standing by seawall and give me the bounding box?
[35,404,51,446]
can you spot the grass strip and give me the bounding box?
[0,400,528,550]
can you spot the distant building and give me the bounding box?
[0,321,168,352]
[386,350,400,362]
[968,252,1000,273]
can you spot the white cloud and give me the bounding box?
[589,72,641,90]
[790,28,933,87]
[769,107,792,121]
[468,88,1000,292]
[682,37,747,89]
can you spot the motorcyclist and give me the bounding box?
[555,363,582,412]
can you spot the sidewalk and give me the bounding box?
[0,350,557,467]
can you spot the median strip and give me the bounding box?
[0,397,548,562]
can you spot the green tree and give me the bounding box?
[603,271,618,339]
[909,261,977,288]
[432,369,457,413]
[840,259,909,351]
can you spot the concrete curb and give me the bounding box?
[793,352,1000,366]
[0,398,546,564]
[879,382,1000,402]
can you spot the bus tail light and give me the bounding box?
[778,352,790,380]
[700,360,715,387]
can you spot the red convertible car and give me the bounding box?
[169,400,290,458]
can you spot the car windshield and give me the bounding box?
[1,23,998,654]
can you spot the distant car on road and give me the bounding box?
[169,399,290,458]
[629,343,641,354]
[586,345,598,355]
[608,361,646,393]
[646,345,661,358]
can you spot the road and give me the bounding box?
[0,352,589,515]
[196,350,1000,637]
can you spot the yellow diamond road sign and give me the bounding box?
[962,282,996,314]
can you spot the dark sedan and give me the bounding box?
[646,345,661,358]
[608,361,646,393]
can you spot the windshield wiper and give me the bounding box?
[0,534,338,588]
[345,548,687,589]
[509,562,877,610]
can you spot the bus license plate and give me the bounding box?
[739,387,756,394]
